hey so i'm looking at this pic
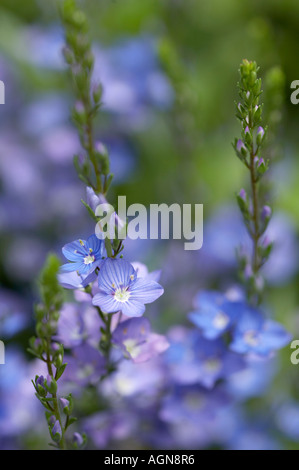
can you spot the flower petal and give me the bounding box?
[121,299,146,317]
[129,278,164,304]
[87,234,103,255]
[92,291,120,313]
[62,240,86,261]
[98,258,135,293]
[59,261,84,273]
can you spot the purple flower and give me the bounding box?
[60,234,105,275]
[112,317,169,363]
[188,291,239,339]
[230,305,292,357]
[92,258,164,317]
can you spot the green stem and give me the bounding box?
[249,150,259,274]
[46,346,66,450]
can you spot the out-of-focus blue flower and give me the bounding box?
[0,290,28,338]
[55,303,102,349]
[63,344,106,387]
[20,94,69,137]
[164,327,244,389]
[230,305,292,357]
[275,402,299,441]
[262,213,299,285]
[159,385,230,425]
[83,410,138,449]
[23,26,65,70]
[226,356,277,400]
[93,258,164,317]
[93,37,173,117]
[60,235,105,275]
[188,290,239,339]
[201,205,299,285]
[112,317,169,363]
[102,356,165,399]
[57,271,87,290]
[0,348,46,441]
[227,427,280,450]
[131,261,161,282]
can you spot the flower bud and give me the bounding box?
[261,205,272,221]
[73,432,84,448]
[51,420,62,443]
[256,126,265,145]
[59,397,70,415]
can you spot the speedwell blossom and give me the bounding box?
[230,304,292,357]
[92,258,164,317]
[188,290,239,339]
[60,234,105,275]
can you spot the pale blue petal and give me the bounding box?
[129,278,164,304]
[98,258,135,293]
[59,261,83,273]
[122,299,146,317]
[62,240,86,261]
[92,291,120,313]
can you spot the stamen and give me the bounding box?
[114,288,130,303]
[83,254,95,265]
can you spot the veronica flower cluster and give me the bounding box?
[29,0,167,448]
[92,61,291,450]
[26,0,293,451]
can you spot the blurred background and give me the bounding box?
[0,0,299,450]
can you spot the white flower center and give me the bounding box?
[244,330,259,346]
[204,358,221,373]
[185,392,204,410]
[114,287,130,303]
[83,254,95,265]
[212,311,230,330]
[123,339,141,358]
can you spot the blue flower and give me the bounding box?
[60,235,105,275]
[275,402,299,441]
[92,258,164,317]
[164,327,244,389]
[159,384,230,424]
[63,344,106,386]
[188,291,239,339]
[57,271,86,289]
[230,305,292,356]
